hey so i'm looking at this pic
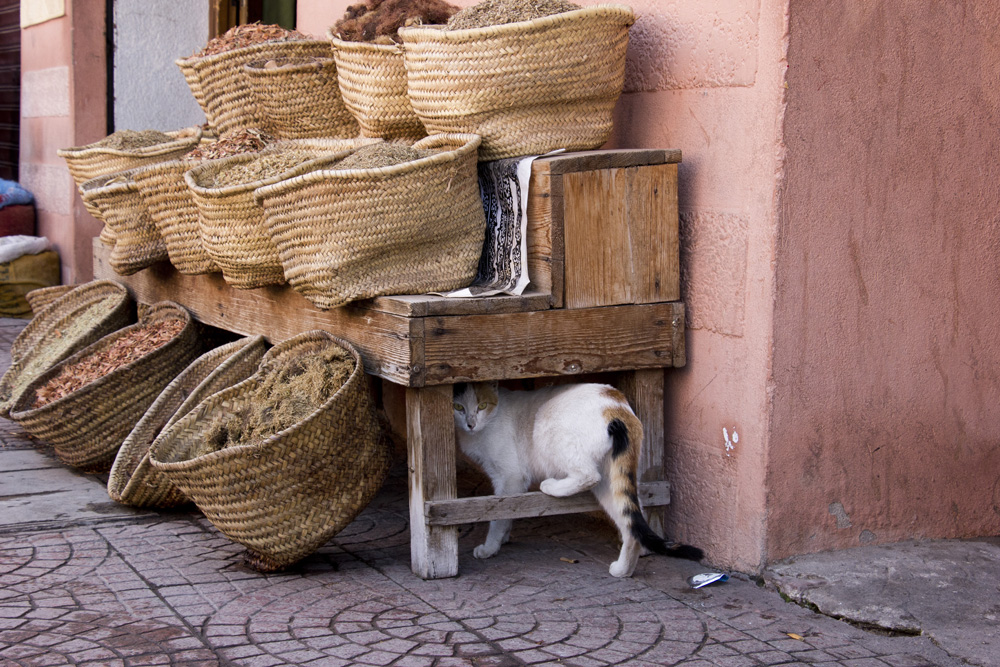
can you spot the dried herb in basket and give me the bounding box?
[185,128,275,161]
[446,0,581,30]
[93,129,174,150]
[191,22,310,58]
[334,0,459,43]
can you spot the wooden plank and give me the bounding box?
[426,481,670,526]
[525,169,556,303]
[618,370,666,537]
[363,290,552,318]
[630,163,680,303]
[564,168,632,308]
[536,149,681,175]
[407,385,459,579]
[419,301,685,385]
[94,239,420,385]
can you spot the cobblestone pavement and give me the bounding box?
[0,317,973,667]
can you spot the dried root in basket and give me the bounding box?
[334,0,459,44]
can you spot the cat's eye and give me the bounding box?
[478,402,489,410]
[453,403,464,412]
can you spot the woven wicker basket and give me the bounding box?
[244,56,359,140]
[24,284,76,316]
[81,169,168,276]
[179,40,333,136]
[58,128,203,218]
[399,5,635,160]
[0,280,133,417]
[131,159,218,275]
[256,133,484,310]
[329,33,426,140]
[109,335,269,508]
[149,330,390,571]
[186,140,368,289]
[9,302,202,472]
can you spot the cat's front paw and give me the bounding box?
[473,543,501,559]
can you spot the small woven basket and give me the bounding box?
[186,140,369,289]
[256,133,485,310]
[109,335,269,508]
[0,280,133,417]
[179,40,333,136]
[149,330,390,572]
[244,56,359,140]
[58,128,203,218]
[399,5,635,160]
[329,33,426,140]
[24,284,76,316]
[80,170,168,276]
[9,302,202,472]
[131,159,218,275]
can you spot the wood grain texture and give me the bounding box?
[407,385,459,579]
[618,369,666,537]
[630,163,680,303]
[535,149,681,174]
[418,302,685,385]
[425,481,671,526]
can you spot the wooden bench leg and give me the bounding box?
[406,385,459,579]
[618,369,666,536]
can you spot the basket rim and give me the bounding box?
[244,56,335,73]
[397,4,635,43]
[327,30,404,53]
[9,302,193,418]
[57,127,203,160]
[80,168,144,199]
[184,142,365,197]
[178,38,330,69]
[254,133,479,201]
[149,330,365,470]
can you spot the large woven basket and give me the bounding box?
[149,330,390,571]
[244,56,359,140]
[24,284,76,315]
[186,140,368,289]
[9,302,201,472]
[329,33,426,140]
[179,40,333,136]
[109,335,269,508]
[399,5,635,160]
[58,128,203,217]
[256,133,485,310]
[131,159,218,275]
[0,280,133,417]
[80,170,168,275]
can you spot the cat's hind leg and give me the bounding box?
[539,468,601,497]
[592,481,643,577]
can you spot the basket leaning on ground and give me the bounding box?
[256,133,485,310]
[0,280,133,417]
[81,169,168,275]
[23,284,76,316]
[109,335,269,508]
[244,56,358,140]
[186,139,373,289]
[9,302,202,472]
[328,32,426,141]
[399,4,635,160]
[180,40,333,136]
[148,330,390,572]
[58,127,203,218]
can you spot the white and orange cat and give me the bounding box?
[453,381,702,577]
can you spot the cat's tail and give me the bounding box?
[607,416,705,562]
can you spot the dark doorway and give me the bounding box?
[0,0,19,181]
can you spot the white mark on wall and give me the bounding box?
[723,427,739,456]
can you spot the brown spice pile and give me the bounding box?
[94,129,174,150]
[212,150,316,186]
[192,23,310,58]
[185,128,275,161]
[447,0,581,29]
[334,0,458,43]
[207,345,353,449]
[334,141,432,169]
[31,318,186,408]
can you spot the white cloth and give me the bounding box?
[0,236,50,263]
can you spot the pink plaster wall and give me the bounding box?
[297,0,790,572]
[19,0,106,283]
[769,2,1000,559]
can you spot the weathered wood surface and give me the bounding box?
[618,369,667,537]
[425,480,671,526]
[563,163,680,309]
[534,148,681,174]
[407,385,459,579]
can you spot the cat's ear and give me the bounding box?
[454,382,468,398]
[487,380,499,393]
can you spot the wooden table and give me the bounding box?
[93,148,684,579]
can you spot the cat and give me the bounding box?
[453,381,703,577]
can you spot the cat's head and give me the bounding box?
[453,381,499,433]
